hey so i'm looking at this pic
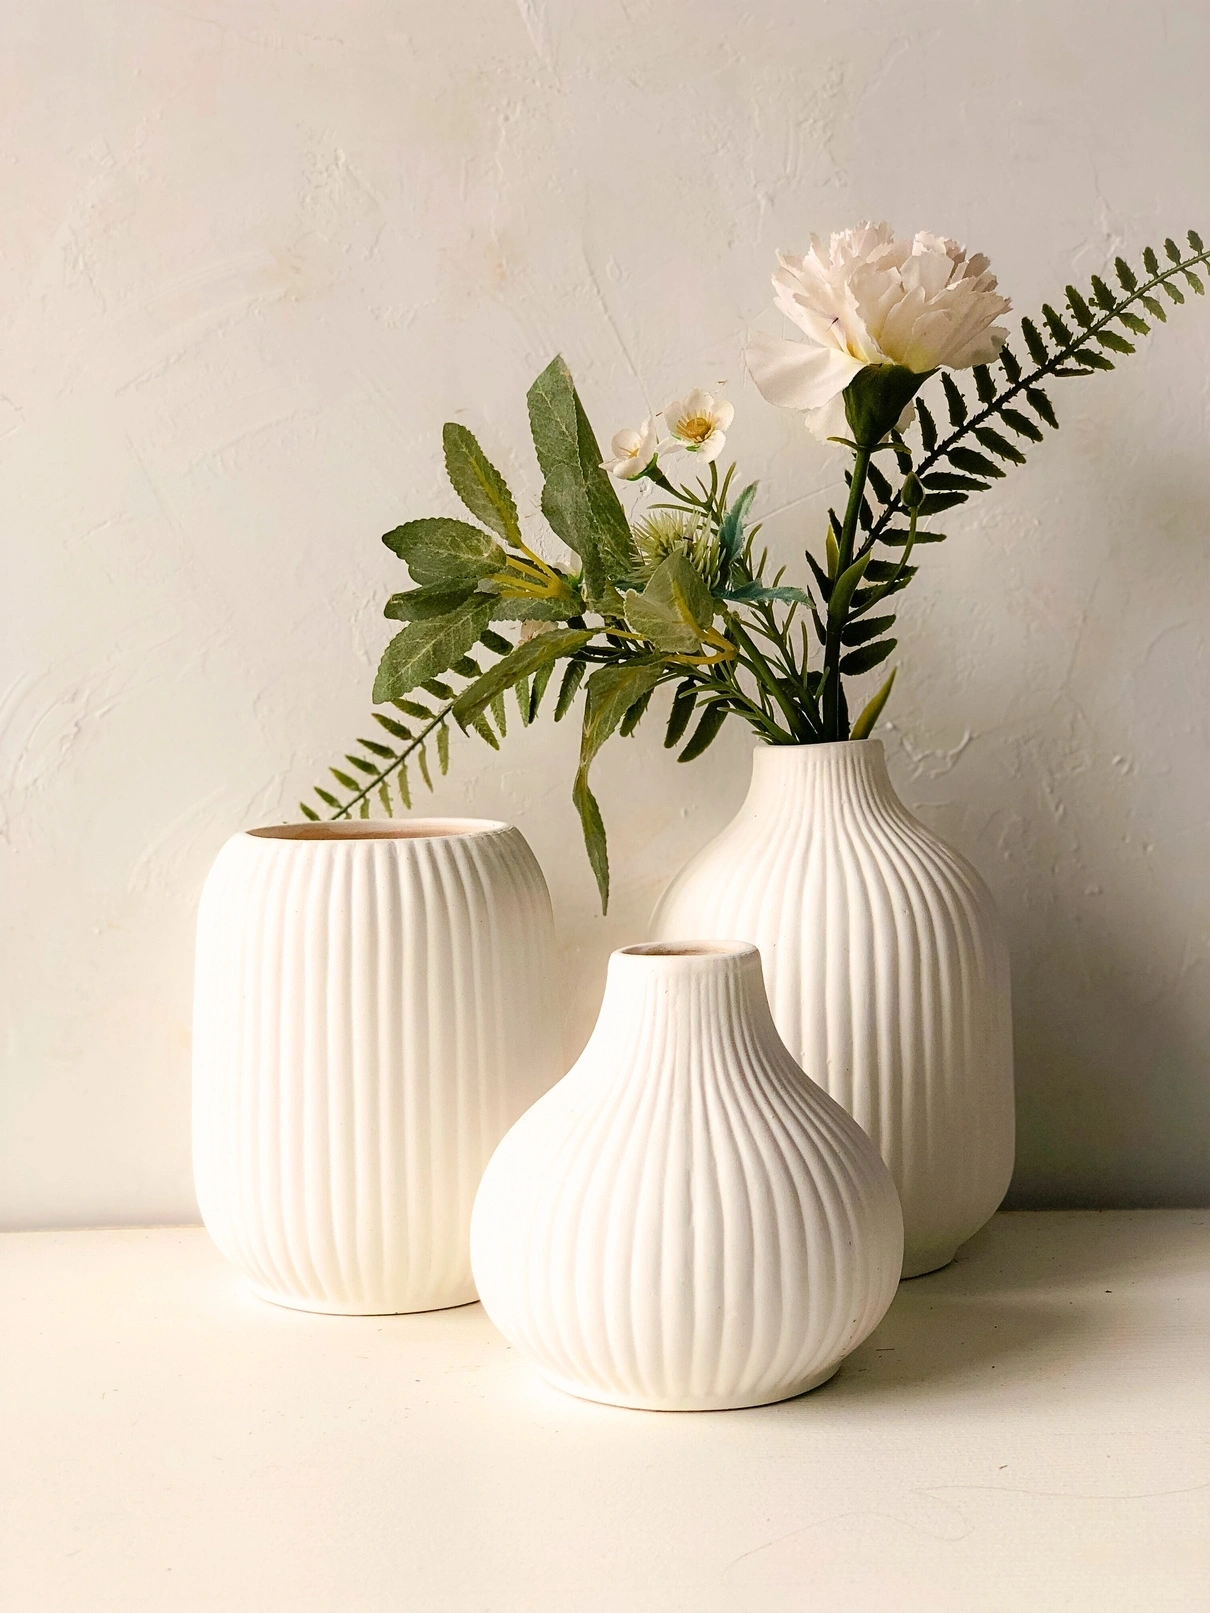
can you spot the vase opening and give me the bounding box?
[620,941,756,959]
[247,819,509,842]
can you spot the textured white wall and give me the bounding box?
[3,0,1210,1227]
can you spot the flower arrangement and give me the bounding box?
[306,226,1210,908]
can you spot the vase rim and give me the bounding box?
[756,738,883,753]
[245,817,511,843]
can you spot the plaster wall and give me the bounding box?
[3,0,1209,1225]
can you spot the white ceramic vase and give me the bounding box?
[193,818,561,1315]
[470,941,903,1411]
[653,741,1015,1279]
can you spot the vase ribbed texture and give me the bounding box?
[193,819,561,1314]
[652,741,1015,1279]
[470,943,903,1411]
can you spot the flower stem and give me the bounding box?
[822,444,871,740]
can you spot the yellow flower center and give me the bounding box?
[677,413,715,444]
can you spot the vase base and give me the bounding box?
[245,1282,479,1317]
[535,1361,841,1412]
[900,1249,958,1280]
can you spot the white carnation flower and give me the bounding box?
[601,417,660,480]
[746,222,1011,439]
[662,389,734,462]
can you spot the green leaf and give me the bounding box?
[664,681,697,748]
[359,798,370,819]
[398,763,412,808]
[1143,246,1160,275]
[373,597,495,702]
[1025,387,1059,429]
[489,690,508,738]
[974,426,1026,465]
[1117,310,1150,336]
[827,552,871,622]
[862,559,907,583]
[315,787,341,810]
[916,398,938,452]
[357,736,396,760]
[923,471,988,493]
[946,446,1005,479]
[843,364,928,447]
[840,637,896,675]
[918,491,968,516]
[805,548,833,601]
[721,582,812,605]
[451,628,596,727]
[866,460,894,506]
[879,527,946,545]
[421,680,455,699]
[1042,303,1075,345]
[1115,257,1138,292]
[1164,237,1182,264]
[973,364,996,404]
[554,656,588,720]
[345,754,379,776]
[1072,348,1115,371]
[941,373,967,427]
[378,781,393,817]
[1182,269,1205,295]
[619,688,652,737]
[374,713,413,741]
[1095,329,1135,354]
[1066,285,1094,327]
[384,584,478,621]
[678,700,729,763]
[331,768,359,791]
[1000,344,1022,383]
[489,595,580,624]
[382,517,504,585]
[480,628,513,655]
[442,422,521,544]
[529,659,556,723]
[436,726,450,775]
[470,713,499,750]
[1090,275,1117,313]
[717,483,758,564]
[1021,318,1049,366]
[1000,407,1045,442]
[451,656,481,677]
[1188,230,1205,253]
[393,698,434,720]
[300,802,319,821]
[1161,279,1186,305]
[623,553,714,652]
[851,571,914,613]
[850,667,897,740]
[527,355,636,607]
[842,613,896,646]
[573,661,665,909]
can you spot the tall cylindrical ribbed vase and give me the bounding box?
[471,942,903,1411]
[653,741,1015,1279]
[193,819,560,1315]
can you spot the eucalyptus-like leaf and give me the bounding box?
[382,517,505,585]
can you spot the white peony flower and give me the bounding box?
[746,223,1011,439]
[662,389,734,462]
[601,417,660,480]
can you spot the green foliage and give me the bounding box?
[307,231,1210,908]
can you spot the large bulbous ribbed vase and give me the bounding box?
[470,942,903,1411]
[193,819,561,1315]
[653,741,1015,1279]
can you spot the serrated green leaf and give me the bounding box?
[1072,348,1115,370]
[916,398,938,452]
[315,788,341,810]
[1042,304,1074,345]
[358,797,370,819]
[947,446,1004,480]
[1000,344,1022,383]
[918,491,968,515]
[842,612,896,646]
[398,763,412,808]
[972,364,996,405]
[1143,246,1160,275]
[1066,285,1094,326]
[442,422,521,545]
[1188,230,1205,253]
[300,802,319,821]
[529,659,556,723]
[554,656,588,720]
[436,725,450,775]
[479,628,512,655]
[866,460,894,506]
[620,688,652,737]
[489,690,508,738]
[1025,387,1059,428]
[1117,310,1150,336]
[382,517,504,585]
[489,594,580,623]
[678,699,729,763]
[1095,329,1134,354]
[850,667,897,740]
[974,426,1026,465]
[940,373,967,427]
[664,681,697,748]
[1164,237,1182,263]
[527,355,636,607]
[1161,279,1185,304]
[851,570,914,612]
[1090,276,1116,313]
[451,628,595,727]
[1182,269,1204,295]
[879,527,946,545]
[862,559,906,583]
[1000,406,1045,442]
[373,597,495,703]
[840,637,896,675]
[451,656,481,677]
[805,547,833,601]
[624,553,713,652]
[1115,257,1138,292]
[331,769,359,791]
[717,483,758,564]
[384,584,478,621]
[1021,318,1049,366]
[422,679,456,700]
[356,737,396,760]
[374,713,413,741]
[378,781,393,817]
[418,744,432,789]
[470,712,499,750]
[393,698,434,720]
[573,660,665,909]
[923,471,988,493]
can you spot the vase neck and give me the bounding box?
[745,740,902,821]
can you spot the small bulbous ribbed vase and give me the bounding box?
[653,741,1015,1278]
[470,941,903,1411]
[193,819,561,1315]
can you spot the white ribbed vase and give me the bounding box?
[193,819,561,1315]
[470,942,903,1411]
[653,741,1015,1279]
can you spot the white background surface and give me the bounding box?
[3,1,1210,1227]
[4,1212,1208,1611]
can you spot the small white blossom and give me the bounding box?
[746,223,1011,439]
[663,389,734,462]
[601,417,659,480]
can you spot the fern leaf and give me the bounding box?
[470,713,499,750]
[315,787,341,810]
[678,701,729,763]
[436,726,450,776]
[378,782,393,816]
[1183,269,1204,295]
[916,398,938,451]
[421,678,455,700]
[1117,310,1149,336]
[300,803,319,821]
[1164,237,1182,263]
[1025,387,1059,428]
[1089,275,1116,313]
[1042,303,1074,345]
[974,425,1026,464]
[554,656,587,720]
[1115,256,1138,292]
[418,744,433,788]
[941,373,967,426]
[529,660,556,723]
[1066,285,1094,326]
[1143,246,1160,275]
[489,690,508,738]
[664,682,697,749]
[1021,318,1049,366]
[398,763,412,808]
[973,365,996,404]
[345,754,379,776]
[1000,406,1044,442]
[479,628,512,655]
[866,460,894,506]
[1095,329,1134,354]
[357,736,396,759]
[393,698,434,720]
[331,769,359,791]
[947,446,1004,480]
[358,798,370,819]
[374,713,413,741]
[1161,279,1186,305]
[1000,344,1023,383]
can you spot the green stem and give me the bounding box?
[822,445,872,740]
